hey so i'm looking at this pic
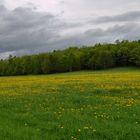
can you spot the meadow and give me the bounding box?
[0,67,140,140]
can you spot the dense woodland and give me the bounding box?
[0,40,140,76]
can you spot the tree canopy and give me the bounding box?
[0,40,140,76]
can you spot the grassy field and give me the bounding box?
[0,67,140,140]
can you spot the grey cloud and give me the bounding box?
[0,4,140,58]
[93,11,140,24]
[0,5,78,57]
[84,23,140,43]
[0,4,91,58]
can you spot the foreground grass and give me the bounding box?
[0,67,140,140]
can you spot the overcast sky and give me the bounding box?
[0,0,140,58]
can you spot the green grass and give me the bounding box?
[0,67,140,140]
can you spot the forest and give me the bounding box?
[0,40,140,76]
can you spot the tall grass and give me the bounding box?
[0,67,140,139]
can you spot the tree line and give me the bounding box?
[0,40,140,76]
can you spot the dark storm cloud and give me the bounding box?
[93,11,140,24]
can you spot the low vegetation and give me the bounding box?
[0,67,140,139]
[0,40,140,76]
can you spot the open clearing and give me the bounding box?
[0,67,140,140]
